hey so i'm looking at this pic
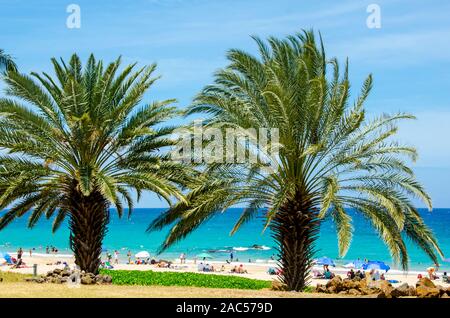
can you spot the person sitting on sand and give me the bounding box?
[356,270,365,279]
[442,272,448,283]
[237,264,248,274]
[347,269,355,279]
[368,269,377,281]
[373,269,380,281]
[268,267,277,276]
[63,262,70,271]
[157,261,166,267]
[220,265,225,272]
[323,267,334,279]
[11,258,25,269]
[427,267,439,280]
[380,273,386,280]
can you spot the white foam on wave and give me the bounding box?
[233,247,249,251]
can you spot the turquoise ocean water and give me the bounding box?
[0,208,449,271]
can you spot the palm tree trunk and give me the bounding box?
[68,188,109,274]
[271,192,319,291]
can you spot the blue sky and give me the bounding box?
[1,0,450,207]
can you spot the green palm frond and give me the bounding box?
[149,30,443,271]
[0,53,196,232]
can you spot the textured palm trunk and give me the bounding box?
[68,188,109,274]
[271,191,319,291]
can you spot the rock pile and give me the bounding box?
[25,268,112,285]
[315,276,450,298]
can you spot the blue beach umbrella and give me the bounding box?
[363,261,390,272]
[0,252,12,264]
[315,257,335,267]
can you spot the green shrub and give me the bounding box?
[100,269,271,290]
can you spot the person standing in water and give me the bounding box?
[127,250,132,264]
[230,251,234,263]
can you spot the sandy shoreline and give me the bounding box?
[2,253,449,289]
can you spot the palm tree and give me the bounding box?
[0,54,195,273]
[0,49,17,72]
[149,31,443,291]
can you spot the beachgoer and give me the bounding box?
[373,269,380,281]
[427,267,437,280]
[29,249,32,257]
[347,269,355,279]
[179,253,186,264]
[380,273,385,280]
[221,265,225,272]
[114,250,119,264]
[127,250,132,264]
[238,264,248,274]
[230,252,234,262]
[45,246,49,254]
[17,247,23,260]
[442,272,448,283]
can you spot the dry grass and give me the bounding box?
[0,282,348,298]
[0,271,32,282]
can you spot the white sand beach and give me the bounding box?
[2,253,449,289]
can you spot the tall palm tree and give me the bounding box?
[0,54,195,273]
[149,31,443,291]
[0,49,17,72]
